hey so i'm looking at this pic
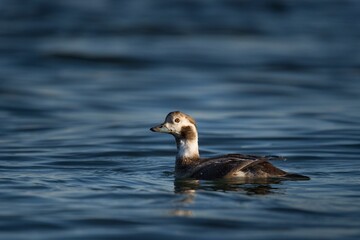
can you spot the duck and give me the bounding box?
[150,111,310,180]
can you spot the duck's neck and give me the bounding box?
[176,138,199,162]
[175,126,200,166]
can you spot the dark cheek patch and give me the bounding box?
[180,126,196,140]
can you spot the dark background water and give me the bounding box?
[1,0,360,239]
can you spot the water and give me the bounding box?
[1,0,360,239]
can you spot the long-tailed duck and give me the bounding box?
[150,111,310,180]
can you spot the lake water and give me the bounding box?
[1,0,360,239]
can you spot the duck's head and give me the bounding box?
[150,111,197,140]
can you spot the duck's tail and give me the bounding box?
[282,173,310,180]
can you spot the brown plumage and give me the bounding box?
[150,111,310,180]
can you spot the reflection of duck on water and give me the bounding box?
[151,111,310,180]
[170,179,280,217]
[174,178,281,195]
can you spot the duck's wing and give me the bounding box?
[237,160,310,180]
[189,157,251,180]
[188,154,258,180]
[189,154,309,180]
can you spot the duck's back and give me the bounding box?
[187,154,309,180]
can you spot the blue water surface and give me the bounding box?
[0,0,360,239]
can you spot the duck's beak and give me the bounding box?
[150,123,171,133]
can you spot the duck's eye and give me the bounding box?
[174,118,180,123]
